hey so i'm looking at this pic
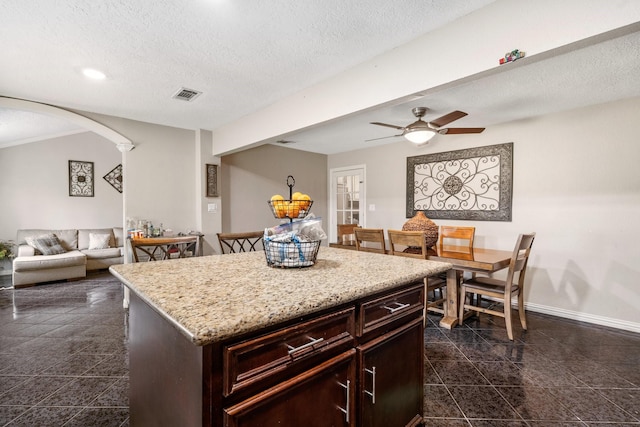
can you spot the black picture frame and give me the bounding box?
[406,143,513,221]
[69,160,94,197]
[103,164,123,193]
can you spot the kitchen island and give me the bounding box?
[110,246,451,427]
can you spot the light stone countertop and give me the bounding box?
[109,246,451,346]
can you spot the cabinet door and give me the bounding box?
[358,318,424,427]
[224,349,356,427]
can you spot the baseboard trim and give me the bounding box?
[523,301,640,334]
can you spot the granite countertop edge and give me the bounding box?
[110,247,452,346]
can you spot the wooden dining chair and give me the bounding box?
[337,223,360,245]
[354,228,386,254]
[458,232,536,340]
[437,226,475,250]
[217,231,264,254]
[388,229,446,316]
[436,226,476,302]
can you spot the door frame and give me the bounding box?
[328,165,366,243]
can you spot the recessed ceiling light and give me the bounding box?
[82,68,107,80]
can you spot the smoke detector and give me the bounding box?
[172,87,202,101]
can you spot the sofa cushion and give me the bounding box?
[113,227,125,248]
[13,250,86,272]
[17,229,78,251]
[89,233,111,250]
[25,234,67,256]
[81,248,122,259]
[78,229,116,250]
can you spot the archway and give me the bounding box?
[0,97,134,152]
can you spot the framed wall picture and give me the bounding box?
[103,164,123,193]
[406,143,513,221]
[206,164,219,197]
[69,160,94,197]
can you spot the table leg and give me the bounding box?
[439,268,459,329]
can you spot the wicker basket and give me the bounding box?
[264,238,320,268]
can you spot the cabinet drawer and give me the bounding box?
[358,284,424,337]
[223,307,355,396]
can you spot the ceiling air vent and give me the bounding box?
[275,140,296,145]
[172,87,202,101]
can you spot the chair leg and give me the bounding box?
[504,296,513,341]
[518,291,527,330]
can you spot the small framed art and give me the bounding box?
[206,164,219,197]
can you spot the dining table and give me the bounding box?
[428,245,513,329]
[328,240,513,329]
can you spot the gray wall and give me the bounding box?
[328,96,640,331]
[221,144,328,243]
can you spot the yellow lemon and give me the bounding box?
[271,194,284,201]
[273,200,286,218]
[287,202,300,218]
[300,194,311,210]
[292,191,303,200]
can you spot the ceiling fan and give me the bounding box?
[368,107,485,145]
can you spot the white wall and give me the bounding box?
[328,96,640,332]
[0,131,122,238]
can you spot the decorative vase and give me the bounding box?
[402,211,439,248]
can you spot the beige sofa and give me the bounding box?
[12,227,124,287]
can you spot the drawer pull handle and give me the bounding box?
[381,301,410,313]
[337,379,350,422]
[364,366,376,404]
[286,336,324,355]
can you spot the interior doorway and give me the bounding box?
[329,165,365,243]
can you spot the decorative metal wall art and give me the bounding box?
[103,164,123,193]
[206,164,219,197]
[68,160,94,197]
[406,143,513,221]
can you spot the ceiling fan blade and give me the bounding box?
[440,127,485,134]
[365,134,403,142]
[370,121,405,130]
[430,111,467,127]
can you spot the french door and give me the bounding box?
[330,166,365,243]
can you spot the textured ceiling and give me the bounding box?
[0,0,495,148]
[1,1,639,154]
[284,28,640,154]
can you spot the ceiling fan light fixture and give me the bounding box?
[404,129,436,145]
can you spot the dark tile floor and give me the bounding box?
[1,272,639,426]
[0,273,128,426]
[424,308,640,427]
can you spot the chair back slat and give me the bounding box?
[506,232,536,288]
[337,224,360,244]
[438,226,475,250]
[388,229,427,259]
[217,231,264,254]
[354,228,386,254]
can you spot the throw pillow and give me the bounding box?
[25,233,67,256]
[89,233,111,250]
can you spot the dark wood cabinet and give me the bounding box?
[224,350,356,427]
[358,318,424,427]
[128,282,425,426]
